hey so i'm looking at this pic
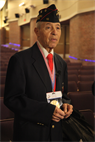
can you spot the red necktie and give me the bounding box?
[47,53,56,91]
[47,54,53,72]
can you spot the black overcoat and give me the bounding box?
[4,42,71,141]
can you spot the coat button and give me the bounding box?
[52,125,55,128]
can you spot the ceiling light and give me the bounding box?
[0,0,6,10]
[19,2,25,7]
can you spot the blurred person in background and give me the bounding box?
[92,81,95,96]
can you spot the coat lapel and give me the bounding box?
[31,43,62,92]
[31,43,52,92]
[54,53,62,91]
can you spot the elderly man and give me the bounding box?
[4,4,73,141]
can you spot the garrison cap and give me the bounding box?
[36,4,60,23]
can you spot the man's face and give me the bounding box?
[35,22,61,52]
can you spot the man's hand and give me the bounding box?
[62,103,73,119]
[52,104,73,122]
[52,107,65,122]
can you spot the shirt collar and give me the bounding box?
[37,40,54,58]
